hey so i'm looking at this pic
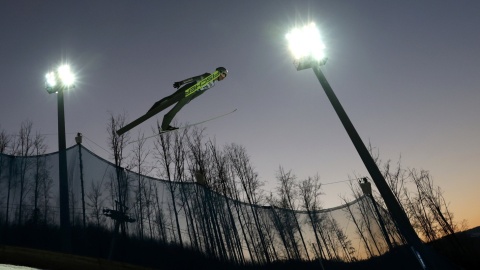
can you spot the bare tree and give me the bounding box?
[405,190,437,242]
[208,139,245,264]
[153,185,168,242]
[152,121,183,247]
[30,131,48,225]
[226,143,271,263]
[369,144,462,245]
[142,179,157,239]
[12,120,35,224]
[86,180,107,227]
[40,163,54,224]
[0,127,10,154]
[340,193,377,257]
[106,112,131,235]
[221,149,256,262]
[186,128,230,261]
[186,128,214,255]
[0,127,11,227]
[298,174,326,265]
[129,131,152,239]
[328,214,356,262]
[369,143,408,212]
[275,166,310,260]
[410,169,454,235]
[267,193,301,260]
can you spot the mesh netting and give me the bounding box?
[0,145,404,263]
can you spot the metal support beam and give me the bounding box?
[312,66,438,269]
[57,89,71,252]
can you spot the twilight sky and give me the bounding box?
[1,1,479,228]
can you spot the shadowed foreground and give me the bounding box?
[0,226,478,270]
[0,246,150,270]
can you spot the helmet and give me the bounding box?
[216,67,228,77]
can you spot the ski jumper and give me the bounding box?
[115,67,227,136]
[147,72,216,130]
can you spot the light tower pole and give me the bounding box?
[45,64,75,251]
[285,22,444,269]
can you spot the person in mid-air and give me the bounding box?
[148,67,228,131]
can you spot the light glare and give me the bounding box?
[57,65,75,86]
[286,22,326,61]
[45,64,76,93]
[45,72,57,88]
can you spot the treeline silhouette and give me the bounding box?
[0,119,477,269]
[3,223,477,269]
[0,223,426,270]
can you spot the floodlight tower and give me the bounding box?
[286,23,439,269]
[45,64,75,251]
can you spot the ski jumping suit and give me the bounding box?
[147,72,216,130]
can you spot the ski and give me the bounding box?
[116,70,223,136]
[159,108,237,134]
[127,109,237,144]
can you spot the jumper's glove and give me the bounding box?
[173,81,181,89]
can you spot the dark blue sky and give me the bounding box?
[1,1,479,227]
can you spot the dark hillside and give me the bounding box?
[1,225,479,270]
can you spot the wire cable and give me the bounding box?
[321,177,365,186]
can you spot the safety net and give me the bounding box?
[0,144,404,263]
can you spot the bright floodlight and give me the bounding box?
[45,64,76,93]
[57,65,75,86]
[45,72,57,88]
[286,22,326,70]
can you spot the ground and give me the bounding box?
[0,246,151,270]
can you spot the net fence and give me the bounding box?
[0,144,404,263]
